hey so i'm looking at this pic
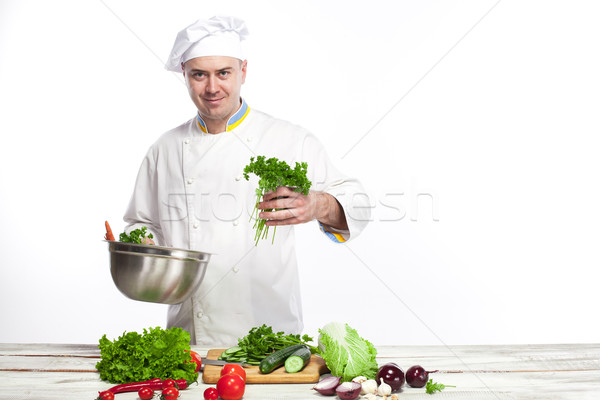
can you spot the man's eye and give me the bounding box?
[219,71,230,77]
[193,72,205,78]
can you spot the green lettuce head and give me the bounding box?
[318,322,379,382]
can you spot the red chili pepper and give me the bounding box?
[97,378,189,398]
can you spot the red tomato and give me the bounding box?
[161,386,179,400]
[203,387,219,400]
[217,373,245,400]
[189,350,202,372]
[97,392,114,400]
[138,386,154,400]
[162,379,177,390]
[220,364,247,381]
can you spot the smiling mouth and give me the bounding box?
[204,97,224,104]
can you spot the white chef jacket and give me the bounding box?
[123,99,370,346]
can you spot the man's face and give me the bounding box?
[183,56,247,131]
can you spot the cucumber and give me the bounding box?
[222,346,242,356]
[219,346,243,361]
[284,345,312,373]
[259,344,309,374]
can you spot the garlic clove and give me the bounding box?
[377,380,392,397]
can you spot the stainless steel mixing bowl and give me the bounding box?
[107,241,211,305]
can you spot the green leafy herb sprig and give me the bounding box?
[243,156,312,245]
[119,226,154,244]
[96,327,197,384]
[218,324,318,365]
[426,379,456,394]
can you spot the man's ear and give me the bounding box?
[241,59,248,84]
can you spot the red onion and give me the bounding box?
[405,365,438,388]
[313,376,341,396]
[335,381,362,400]
[376,362,405,392]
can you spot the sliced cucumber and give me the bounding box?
[222,346,242,355]
[284,346,312,373]
[259,344,309,374]
[219,346,243,360]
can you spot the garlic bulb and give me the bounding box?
[352,376,367,384]
[378,380,392,396]
[361,379,378,395]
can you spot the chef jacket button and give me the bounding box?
[193,222,199,229]
[247,136,253,142]
[187,178,194,185]
[235,175,242,181]
[197,311,203,318]
[233,220,239,226]
[232,267,240,273]
[184,138,190,144]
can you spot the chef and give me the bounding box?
[123,15,371,345]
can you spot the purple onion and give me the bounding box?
[335,381,362,400]
[406,365,438,388]
[376,362,405,392]
[313,375,342,396]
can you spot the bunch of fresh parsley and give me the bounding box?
[243,156,312,245]
[119,226,154,244]
[218,324,318,365]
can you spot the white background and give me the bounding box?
[1,0,599,346]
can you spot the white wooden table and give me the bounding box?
[0,343,598,399]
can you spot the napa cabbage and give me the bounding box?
[318,322,379,382]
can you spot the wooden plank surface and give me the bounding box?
[0,343,598,399]
[201,348,329,384]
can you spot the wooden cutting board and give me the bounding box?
[201,348,329,384]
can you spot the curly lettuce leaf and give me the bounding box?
[96,326,197,384]
[318,322,379,382]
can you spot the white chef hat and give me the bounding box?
[165,15,249,72]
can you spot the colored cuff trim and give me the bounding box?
[319,222,347,243]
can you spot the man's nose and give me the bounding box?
[206,76,218,93]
